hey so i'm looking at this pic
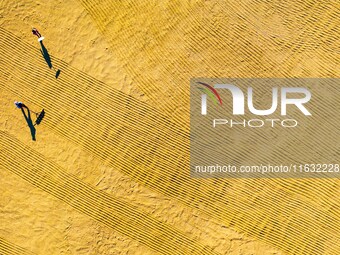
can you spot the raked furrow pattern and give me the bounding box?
[0,27,339,254]
[0,131,219,255]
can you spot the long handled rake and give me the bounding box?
[31,109,45,125]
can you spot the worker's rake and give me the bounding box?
[31,109,45,125]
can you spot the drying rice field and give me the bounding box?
[0,0,339,254]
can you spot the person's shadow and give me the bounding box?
[40,41,52,69]
[40,41,61,78]
[21,107,36,141]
